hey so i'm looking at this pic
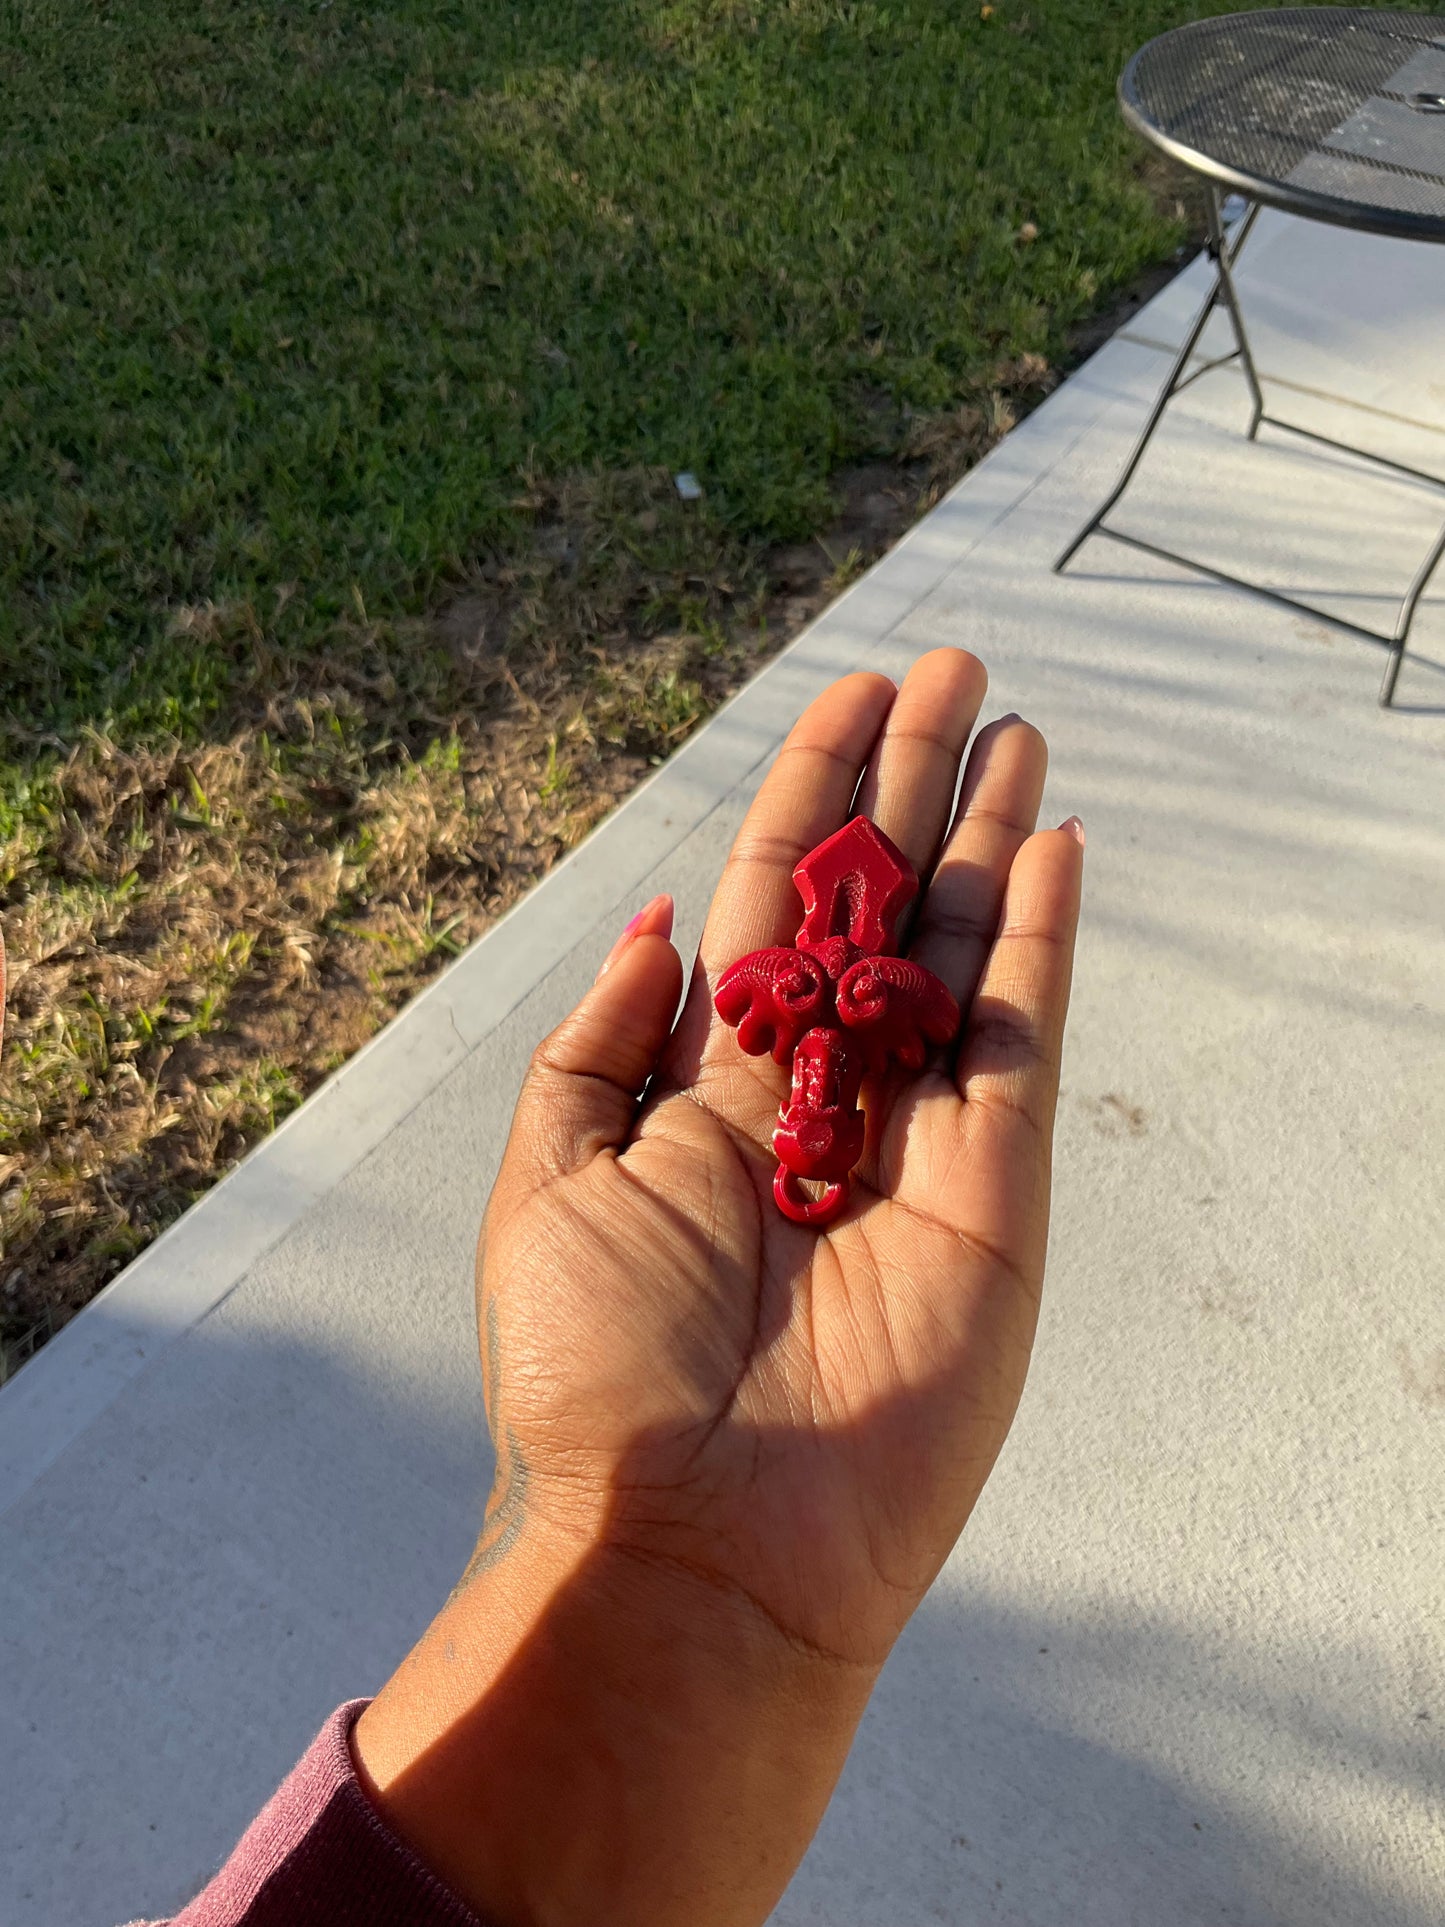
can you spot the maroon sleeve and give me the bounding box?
[130,1700,485,1927]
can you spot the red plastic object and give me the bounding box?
[714,817,960,1227]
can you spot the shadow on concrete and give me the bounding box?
[5,1306,1434,1927]
[790,1582,1441,1927]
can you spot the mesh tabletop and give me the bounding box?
[1122,9,1445,241]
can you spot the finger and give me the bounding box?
[952,824,1085,1262]
[908,714,1048,1010]
[853,648,988,881]
[699,670,897,972]
[504,895,685,1189]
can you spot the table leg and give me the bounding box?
[1206,185,1265,439]
[1381,515,1445,707]
[1053,201,1260,573]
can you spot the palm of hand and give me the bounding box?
[477,652,1080,1674]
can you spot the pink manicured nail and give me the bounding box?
[1059,815,1085,847]
[597,894,674,978]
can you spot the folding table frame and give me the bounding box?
[1054,184,1445,707]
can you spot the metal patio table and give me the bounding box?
[1056,8,1445,705]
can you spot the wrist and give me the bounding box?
[354,1519,875,1927]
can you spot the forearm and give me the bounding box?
[352,1524,875,1927]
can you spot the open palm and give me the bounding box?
[476,648,1083,1675]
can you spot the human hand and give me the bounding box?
[355,649,1084,1927]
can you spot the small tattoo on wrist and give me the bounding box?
[454,1298,530,1592]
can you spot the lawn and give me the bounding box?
[0,0,1418,1361]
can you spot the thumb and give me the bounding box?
[505,894,683,1185]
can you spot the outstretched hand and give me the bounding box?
[355,649,1084,1927]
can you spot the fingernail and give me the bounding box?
[597,894,673,978]
[1059,815,1085,847]
[996,710,1023,728]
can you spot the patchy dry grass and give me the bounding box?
[0,463,718,1346]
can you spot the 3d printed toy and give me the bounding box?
[714,817,959,1226]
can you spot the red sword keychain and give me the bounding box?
[714,816,960,1227]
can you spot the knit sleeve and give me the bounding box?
[128,1700,485,1927]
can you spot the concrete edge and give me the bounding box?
[0,249,1217,1519]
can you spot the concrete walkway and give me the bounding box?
[3,212,1443,1927]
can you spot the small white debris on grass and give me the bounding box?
[674,471,703,500]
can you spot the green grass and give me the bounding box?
[4,0,1213,745]
[2,0,1426,1338]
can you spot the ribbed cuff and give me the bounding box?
[155,1699,486,1926]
